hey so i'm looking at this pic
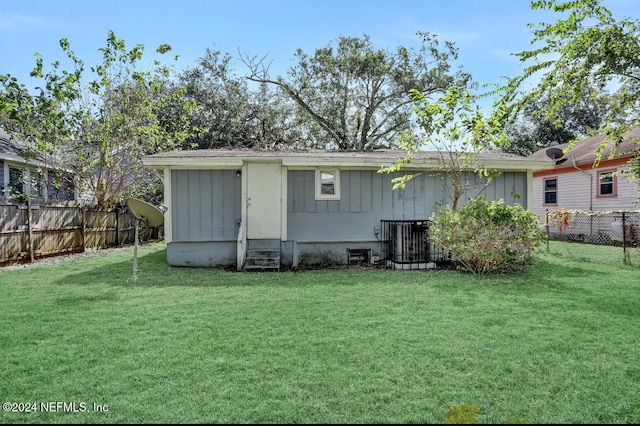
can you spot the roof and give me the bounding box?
[143,148,553,172]
[0,128,72,169]
[0,129,30,159]
[528,127,640,166]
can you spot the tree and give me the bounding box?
[1,40,84,196]
[498,0,640,169]
[244,33,472,150]
[1,31,195,206]
[177,48,301,149]
[379,86,510,211]
[503,86,609,156]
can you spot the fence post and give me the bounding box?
[546,209,550,253]
[115,205,120,246]
[622,211,629,263]
[26,200,34,263]
[81,205,87,253]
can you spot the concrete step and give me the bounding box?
[245,247,281,272]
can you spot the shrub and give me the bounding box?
[431,197,544,274]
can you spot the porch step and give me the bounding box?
[244,247,280,272]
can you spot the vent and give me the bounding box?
[347,248,371,265]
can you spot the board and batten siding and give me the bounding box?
[287,169,528,242]
[171,169,241,242]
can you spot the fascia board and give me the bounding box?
[1,153,48,168]
[142,157,243,168]
[473,159,556,172]
[281,158,443,169]
[283,157,555,172]
[142,154,555,172]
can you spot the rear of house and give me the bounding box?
[143,149,551,270]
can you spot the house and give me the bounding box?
[0,129,78,203]
[528,127,640,223]
[142,148,552,270]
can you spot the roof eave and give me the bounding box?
[142,153,555,172]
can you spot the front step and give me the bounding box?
[244,247,281,272]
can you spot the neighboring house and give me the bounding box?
[143,148,552,270]
[0,129,78,203]
[528,127,640,223]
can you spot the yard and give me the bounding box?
[1,241,639,424]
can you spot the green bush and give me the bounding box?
[431,197,544,274]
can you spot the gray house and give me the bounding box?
[142,149,552,270]
[1,129,78,203]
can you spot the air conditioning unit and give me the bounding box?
[382,220,431,269]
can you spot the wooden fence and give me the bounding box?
[0,202,163,267]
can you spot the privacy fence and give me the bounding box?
[545,209,640,264]
[0,202,163,267]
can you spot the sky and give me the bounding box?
[1,0,638,110]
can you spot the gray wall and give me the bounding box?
[166,167,528,268]
[287,169,528,243]
[167,241,236,267]
[171,169,241,242]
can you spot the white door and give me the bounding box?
[246,162,281,239]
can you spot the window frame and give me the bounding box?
[315,169,340,200]
[543,177,558,206]
[597,169,617,197]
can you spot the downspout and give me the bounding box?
[571,156,592,211]
[572,156,593,237]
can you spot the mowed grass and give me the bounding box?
[1,241,639,424]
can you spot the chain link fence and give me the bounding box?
[545,209,640,265]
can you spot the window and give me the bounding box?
[9,166,25,198]
[7,166,43,201]
[543,178,557,205]
[48,170,76,201]
[315,169,340,200]
[598,170,616,197]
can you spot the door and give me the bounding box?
[246,162,281,239]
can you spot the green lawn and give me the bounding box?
[1,241,639,424]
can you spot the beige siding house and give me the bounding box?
[528,128,640,223]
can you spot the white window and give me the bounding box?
[315,169,340,200]
[543,178,557,205]
[6,165,43,201]
[598,170,616,197]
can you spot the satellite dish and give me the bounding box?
[545,147,564,160]
[126,198,165,227]
[126,198,165,283]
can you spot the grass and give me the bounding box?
[1,241,639,424]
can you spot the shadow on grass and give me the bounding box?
[51,247,363,289]
[48,243,618,294]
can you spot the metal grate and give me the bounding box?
[380,220,450,269]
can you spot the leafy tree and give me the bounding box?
[498,0,640,169]
[244,33,472,150]
[177,48,301,149]
[504,86,609,156]
[379,86,509,210]
[1,41,83,195]
[1,31,195,206]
